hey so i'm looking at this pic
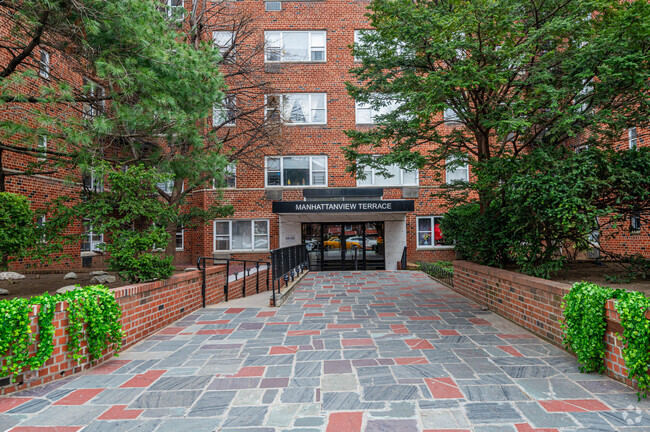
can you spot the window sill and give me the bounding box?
[265,185,328,188]
[175,248,184,252]
[282,123,327,127]
[265,61,327,65]
[80,251,103,257]
[416,246,455,251]
[356,184,419,188]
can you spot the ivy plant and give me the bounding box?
[561,282,624,373]
[615,291,650,399]
[0,286,123,380]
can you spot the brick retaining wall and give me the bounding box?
[452,260,643,389]
[0,265,270,395]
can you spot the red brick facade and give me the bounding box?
[452,260,646,389]
[1,0,647,272]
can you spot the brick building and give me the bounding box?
[2,0,648,272]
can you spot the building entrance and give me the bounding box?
[302,222,385,271]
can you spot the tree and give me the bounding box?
[74,165,177,283]
[0,193,35,270]
[0,0,233,258]
[346,0,650,210]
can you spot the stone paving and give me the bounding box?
[2,270,650,431]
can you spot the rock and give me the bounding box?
[89,270,108,277]
[57,285,79,294]
[63,272,78,280]
[90,275,116,284]
[0,272,25,281]
[0,288,9,295]
[184,267,198,272]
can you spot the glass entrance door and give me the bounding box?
[303,222,385,271]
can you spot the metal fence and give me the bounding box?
[400,246,407,270]
[197,257,270,307]
[418,261,454,287]
[270,244,310,306]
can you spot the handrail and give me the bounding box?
[400,246,407,270]
[196,257,270,307]
[269,244,310,306]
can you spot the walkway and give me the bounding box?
[1,271,649,431]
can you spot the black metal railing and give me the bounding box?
[400,246,407,270]
[419,261,454,287]
[197,257,270,307]
[270,244,310,306]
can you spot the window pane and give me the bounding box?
[312,172,326,185]
[254,235,268,250]
[215,237,230,251]
[284,156,310,186]
[267,157,281,171]
[267,172,281,185]
[283,32,309,61]
[374,164,400,186]
[311,94,325,109]
[311,156,326,171]
[232,221,252,249]
[254,220,268,235]
[356,104,373,124]
[311,32,325,47]
[418,218,432,232]
[284,94,309,123]
[402,169,417,185]
[418,232,432,246]
[214,221,229,235]
[311,109,325,123]
[357,168,372,186]
[433,218,449,246]
[311,50,324,61]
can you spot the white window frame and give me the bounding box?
[81,219,104,253]
[36,214,46,243]
[443,107,461,124]
[265,93,327,125]
[631,211,642,232]
[265,156,328,187]
[416,216,453,249]
[175,226,184,251]
[37,135,47,161]
[353,30,376,62]
[213,95,236,127]
[213,219,270,252]
[166,0,185,20]
[445,156,469,183]
[265,30,326,63]
[213,31,235,61]
[213,163,237,189]
[39,50,50,78]
[356,162,419,187]
[82,78,105,118]
[355,97,400,125]
[83,169,104,192]
[629,127,638,150]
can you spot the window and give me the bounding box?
[577,79,593,113]
[81,220,104,252]
[417,216,451,248]
[37,135,47,160]
[353,30,376,62]
[82,78,105,118]
[631,211,641,232]
[83,170,104,192]
[575,144,589,154]
[629,127,638,150]
[355,98,400,125]
[213,31,235,60]
[443,107,461,123]
[166,0,185,20]
[265,1,281,11]
[214,220,269,251]
[357,162,418,187]
[266,93,326,125]
[214,164,236,188]
[213,95,236,127]
[445,156,469,183]
[266,156,327,187]
[265,31,326,62]
[39,50,50,78]
[175,226,184,251]
[36,214,46,243]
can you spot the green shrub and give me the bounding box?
[439,203,510,267]
[109,228,174,283]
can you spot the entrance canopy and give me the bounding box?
[272,200,415,215]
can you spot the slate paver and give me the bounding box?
[4,270,649,431]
